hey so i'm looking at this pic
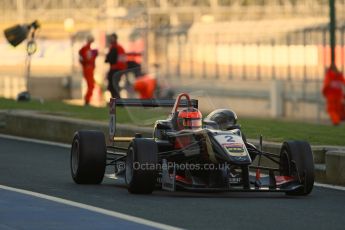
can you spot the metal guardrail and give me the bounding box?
[158,22,345,83]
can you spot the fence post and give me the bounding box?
[165,33,170,78]
[329,0,336,67]
[202,37,206,79]
[242,43,246,80]
[303,29,307,82]
[302,29,307,101]
[256,41,261,80]
[341,26,345,73]
[228,42,232,80]
[271,39,276,80]
[190,34,194,79]
[322,28,327,73]
[215,33,219,79]
[176,35,181,78]
[287,34,291,81]
[270,80,284,118]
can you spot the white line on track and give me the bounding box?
[314,182,345,191]
[1,133,345,193]
[0,184,181,230]
[0,133,70,148]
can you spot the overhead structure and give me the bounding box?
[0,0,344,25]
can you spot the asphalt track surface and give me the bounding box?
[0,188,159,230]
[1,136,345,230]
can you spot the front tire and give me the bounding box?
[125,138,158,194]
[70,130,106,184]
[280,141,314,196]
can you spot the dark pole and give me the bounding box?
[322,28,327,70]
[190,34,194,78]
[177,35,181,78]
[286,34,291,81]
[215,33,219,79]
[242,43,246,80]
[303,29,307,82]
[257,41,261,80]
[271,39,276,80]
[329,0,336,67]
[341,26,344,73]
[228,42,232,80]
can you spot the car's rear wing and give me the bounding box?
[112,98,198,108]
[108,97,198,143]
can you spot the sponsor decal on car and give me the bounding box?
[222,143,247,156]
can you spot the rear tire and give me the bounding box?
[125,138,158,194]
[279,141,314,196]
[70,130,106,184]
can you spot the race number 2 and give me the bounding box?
[224,135,235,142]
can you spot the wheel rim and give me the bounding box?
[125,147,134,185]
[71,140,80,175]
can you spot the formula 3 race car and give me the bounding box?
[70,93,314,196]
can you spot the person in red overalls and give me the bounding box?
[105,33,127,98]
[322,64,345,125]
[79,35,98,106]
[133,75,157,99]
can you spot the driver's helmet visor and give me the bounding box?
[182,118,202,129]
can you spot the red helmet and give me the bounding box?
[177,108,202,130]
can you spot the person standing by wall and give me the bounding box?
[78,35,98,106]
[105,33,127,98]
[322,64,345,125]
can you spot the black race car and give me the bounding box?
[70,93,314,195]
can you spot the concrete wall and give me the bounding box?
[326,151,345,186]
[0,110,152,144]
[0,75,72,100]
[29,76,72,100]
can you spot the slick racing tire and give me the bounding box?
[279,141,314,196]
[70,130,106,184]
[125,138,158,194]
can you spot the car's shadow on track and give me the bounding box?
[101,179,306,200]
[152,190,305,199]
